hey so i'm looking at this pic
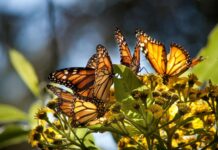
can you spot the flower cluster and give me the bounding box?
[29,71,218,149]
[111,74,217,149]
[29,99,98,150]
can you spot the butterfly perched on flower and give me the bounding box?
[136,29,203,81]
[114,28,140,74]
[47,44,113,126]
[47,85,106,126]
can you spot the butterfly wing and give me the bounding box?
[115,28,140,73]
[115,28,132,67]
[137,30,167,75]
[47,85,105,126]
[135,29,149,52]
[86,54,98,69]
[166,43,191,77]
[48,67,95,97]
[93,44,113,102]
[166,43,204,77]
[131,41,140,73]
[47,84,75,102]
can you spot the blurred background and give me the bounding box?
[0,0,218,149]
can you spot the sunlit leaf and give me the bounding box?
[0,125,29,149]
[0,104,28,123]
[76,128,97,149]
[113,64,143,101]
[113,65,145,129]
[192,25,218,83]
[9,49,39,97]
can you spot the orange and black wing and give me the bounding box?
[48,67,95,97]
[166,43,204,77]
[166,43,191,77]
[115,28,132,67]
[137,30,167,75]
[93,44,113,102]
[47,84,75,102]
[47,85,105,126]
[47,84,76,116]
[115,28,140,73]
[135,29,149,53]
[131,39,140,73]
[146,39,167,75]
[86,54,98,69]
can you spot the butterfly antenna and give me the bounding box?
[139,67,149,74]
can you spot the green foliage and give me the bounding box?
[0,49,42,149]
[113,64,143,101]
[9,49,40,97]
[0,104,28,123]
[193,25,218,83]
[0,125,29,149]
[76,128,98,149]
[0,104,34,149]
[113,65,147,129]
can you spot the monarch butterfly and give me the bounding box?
[92,44,114,103]
[114,28,140,73]
[47,85,106,126]
[136,30,203,80]
[48,53,98,97]
[47,44,113,126]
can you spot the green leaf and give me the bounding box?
[0,125,29,149]
[9,49,39,97]
[0,104,28,123]
[75,128,99,149]
[120,96,143,120]
[113,64,143,101]
[28,100,42,128]
[192,25,218,83]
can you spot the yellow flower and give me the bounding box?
[143,74,163,90]
[28,129,40,147]
[188,74,201,87]
[188,88,199,102]
[118,136,132,149]
[46,98,58,110]
[177,102,190,115]
[154,97,167,105]
[172,130,184,148]
[204,114,215,126]
[44,127,62,140]
[53,120,62,130]
[35,108,49,121]
[169,77,188,93]
[118,135,147,149]
[35,125,43,133]
[168,104,178,121]
[149,104,163,119]
[190,100,211,115]
[192,118,203,129]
